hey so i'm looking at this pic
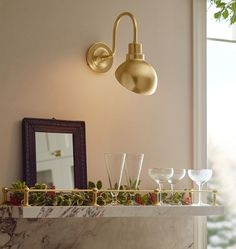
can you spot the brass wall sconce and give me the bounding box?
[86,12,158,95]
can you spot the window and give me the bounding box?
[207,3,236,249]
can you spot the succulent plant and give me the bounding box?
[6,180,191,206]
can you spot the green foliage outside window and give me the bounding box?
[210,0,236,24]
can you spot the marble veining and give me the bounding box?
[0,205,224,219]
[0,206,22,219]
[0,217,194,249]
[0,205,223,249]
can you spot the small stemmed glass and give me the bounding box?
[168,169,186,205]
[124,153,144,205]
[148,168,174,206]
[168,169,186,192]
[188,169,213,206]
[105,153,126,205]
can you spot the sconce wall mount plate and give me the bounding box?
[86,12,158,95]
[86,42,113,73]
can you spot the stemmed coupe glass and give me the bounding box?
[124,153,144,205]
[105,153,126,205]
[168,169,186,192]
[188,169,213,206]
[148,168,174,206]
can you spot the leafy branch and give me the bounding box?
[210,0,236,24]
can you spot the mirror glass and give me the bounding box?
[35,132,74,189]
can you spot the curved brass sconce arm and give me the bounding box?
[86,12,158,95]
[111,12,138,55]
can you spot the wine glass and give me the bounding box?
[148,168,174,206]
[105,153,126,205]
[124,153,144,205]
[168,169,186,192]
[188,169,213,206]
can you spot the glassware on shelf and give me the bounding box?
[104,153,126,205]
[148,168,174,206]
[124,153,144,204]
[188,169,213,206]
[168,169,186,192]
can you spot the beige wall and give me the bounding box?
[0,0,192,189]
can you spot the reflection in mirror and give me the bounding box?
[35,132,74,189]
[22,118,87,188]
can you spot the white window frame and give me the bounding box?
[193,0,207,248]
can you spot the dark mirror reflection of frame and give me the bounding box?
[22,118,87,189]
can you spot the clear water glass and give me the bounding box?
[124,153,144,204]
[148,168,174,206]
[188,169,213,206]
[105,153,126,205]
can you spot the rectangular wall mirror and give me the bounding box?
[22,118,87,189]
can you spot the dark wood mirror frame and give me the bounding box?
[22,118,87,188]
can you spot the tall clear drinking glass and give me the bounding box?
[105,153,126,205]
[188,169,213,206]
[124,153,144,204]
[148,168,174,206]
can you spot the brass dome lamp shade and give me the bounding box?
[86,12,158,95]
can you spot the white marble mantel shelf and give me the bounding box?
[0,205,224,219]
